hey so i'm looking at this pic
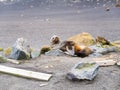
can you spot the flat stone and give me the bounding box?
[67,62,99,81]
[45,49,66,56]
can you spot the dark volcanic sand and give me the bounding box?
[0,3,120,90]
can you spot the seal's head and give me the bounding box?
[50,35,60,45]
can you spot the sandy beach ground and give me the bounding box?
[0,1,120,90]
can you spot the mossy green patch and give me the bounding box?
[109,41,120,51]
[0,56,7,63]
[76,63,96,70]
[67,32,95,46]
[0,47,3,51]
[40,46,51,54]
[4,47,12,56]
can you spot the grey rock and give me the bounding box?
[90,45,117,56]
[9,38,30,60]
[45,49,66,56]
[67,62,99,81]
[10,47,30,60]
[89,53,102,57]
[0,52,3,57]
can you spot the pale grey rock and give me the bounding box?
[31,50,40,59]
[90,45,117,57]
[45,49,66,56]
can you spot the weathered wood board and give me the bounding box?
[93,58,117,66]
[0,65,52,81]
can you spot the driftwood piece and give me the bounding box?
[93,58,117,66]
[0,57,20,64]
[6,58,21,64]
[0,65,52,81]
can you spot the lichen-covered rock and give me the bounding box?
[111,40,120,51]
[10,47,30,60]
[0,56,7,63]
[0,47,3,51]
[45,49,66,56]
[4,47,12,57]
[96,36,110,45]
[67,62,99,81]
[40,46,51,54]
[9,38,31,60]
[67,32,95,46]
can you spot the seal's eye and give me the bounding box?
[52,37,55,40]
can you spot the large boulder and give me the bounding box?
[9,38,31,60]
[67,62,99,81]
[67,32,95,46]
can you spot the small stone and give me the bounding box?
[31,50,40,59]
[106,7,110,11]
[39,83,48,87]
[44,66,49,69]
[4,47,12,57]
[0,47,3,51]
[40,46,51,54]
[117,61,120,66]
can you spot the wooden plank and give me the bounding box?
[95,60,116,66]
[0,57,21,64]
[0,65,52,81]
[92,58,117,66]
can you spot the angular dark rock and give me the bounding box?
[9,38,30,60]
[10,47,30,60]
